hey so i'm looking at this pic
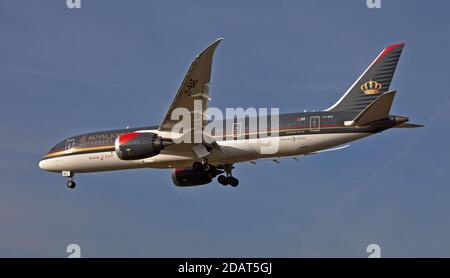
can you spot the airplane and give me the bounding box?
[39,38,422,189]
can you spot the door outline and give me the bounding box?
[310,116,320,132]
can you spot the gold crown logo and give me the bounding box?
[361,80,382,95]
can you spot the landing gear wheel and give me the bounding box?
[200,157,210,172]
[193,161,204,172]
[218,164,239,187]
[203,164,211,172]
[66,180,76,189]
[193,158,211,173]
[228,177,239,187]
[62,171,76,189]
[218,175,228,186]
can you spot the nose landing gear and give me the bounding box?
[67,180,76,189]
[62,171,76,189]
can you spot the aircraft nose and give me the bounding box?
[39,157,61,172]
[39,159,48,171]
[39,159,57,172]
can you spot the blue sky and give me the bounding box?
[1,0,449,257]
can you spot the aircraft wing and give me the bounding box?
[248,145,350,164]
[159,38,223,133]
[305,144,350,155]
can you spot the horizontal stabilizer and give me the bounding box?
[394,123,424,128]
[346,91,396,126]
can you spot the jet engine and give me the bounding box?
[171,167,223,187]
[115,132,170,160]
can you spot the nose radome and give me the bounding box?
[39,159,56,172]
[39,159,48,170]
[39,158,61,172]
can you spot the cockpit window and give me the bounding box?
[65,139,75,150]
[47,140,66,154]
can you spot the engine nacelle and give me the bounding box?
[171,167,223,187]
[115,132,166,160]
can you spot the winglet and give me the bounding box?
[196,38,223,59]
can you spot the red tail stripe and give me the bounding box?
[375,43,405,62]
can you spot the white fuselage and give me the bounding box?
[39,130,370,173]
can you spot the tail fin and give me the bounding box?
[325,43,404,112]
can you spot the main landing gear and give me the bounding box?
[192,158,211,172]
[62,171,76,189]
[217,164,239,187]
[192,160,240,187]
[217,174,239,187]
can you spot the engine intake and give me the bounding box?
[115,132,169,160]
